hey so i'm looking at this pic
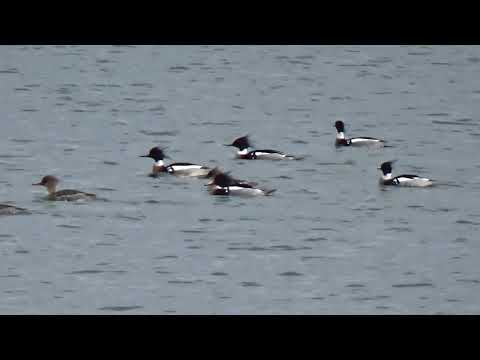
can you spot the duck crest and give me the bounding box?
[230,135,250,150]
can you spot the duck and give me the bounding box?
[0,204,30,216]
[205,167,258,188]
[334,120,385,147]
[206,171,276,197]
[224,135,301,160]
[378,161,434,187]
[140,147,212,178]
[32,175,97,201]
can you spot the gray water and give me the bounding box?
[0,45,479,314]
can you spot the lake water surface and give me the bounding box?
[1,45,479,314]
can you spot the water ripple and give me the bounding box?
[98,306,143,312]
[456,279,480,284]
[211,272,228,276]
[168,66,190,73]
[0,68,19,74]
[392,283,434,288]
[278,271,303,277]
[139,130,179,137]
[432,120,477,126]
[69,270,105,275]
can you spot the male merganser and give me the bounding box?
[140,147,211,178]
[33,175,97,201]
[334,120,385,147]
[0,204,29,216]
[205,167,259,188]
[224,135,300,160]
[207,171,276,197]
[378,161,433,187]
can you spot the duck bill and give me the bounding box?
[139,155,150,158]
[223,144,233,147]
[32,182,42,186]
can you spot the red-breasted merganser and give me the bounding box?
[206,170,276,197]
[335,120,385,147]
[0,203,30,216]
[224,135,301,160]
[33,175,97,201]
[205,167,259,188]
[140,147,212,178]
[378,161,433,187]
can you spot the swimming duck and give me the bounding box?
[0,204,30,216]
[33,175,97,201]
[378,161,434,187]
[207,171,276,196]
[224,135,301,160]
[335,120,385,147]
[140,147,212,178]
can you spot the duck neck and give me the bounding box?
[237,148,250,156]
[336,132,345,140]
[46,183,57,195]
[152,159,166,174]
[381,172,393,181]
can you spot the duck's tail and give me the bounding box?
[264,189,277,196]
[285,154,304,160]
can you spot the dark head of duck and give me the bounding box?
[334,120,345,133]
[224,135,250,150]
[378,160,395,175]
[140,146,170,175]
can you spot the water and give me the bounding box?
[1,45,479,314]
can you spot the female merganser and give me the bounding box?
[334,120,385,147]
[33,175,97,201]
[140,147,212,178]
[207,171,276,197]
[224,135,300,160]
[0,204,29,216]
[378,161,433,187]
